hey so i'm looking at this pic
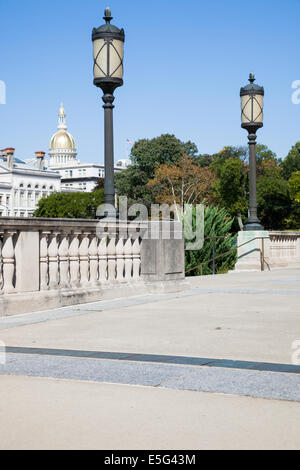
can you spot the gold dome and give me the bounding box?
[49,104,76,151]
[50,130,76,150]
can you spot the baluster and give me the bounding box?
[69,232,80,288]
[89,233,99,286]
[98,237,108,282]
[58,232,70,288]
[124,238,133,281]
[2,231,16,294]
[79,233,90,287]
[132,238,141,279]
[107,236,116,281]
[40,232,49,290]
[48,232,59,290]
[116,238,125,281]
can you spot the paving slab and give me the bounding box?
[1,375,300,450]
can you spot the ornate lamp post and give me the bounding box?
[92,7,125,215]
[240,73,264,231]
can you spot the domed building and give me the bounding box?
[49,104,77,167]
[48,104,129,192]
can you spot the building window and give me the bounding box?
[20,191,25,205]
[28,192,34,207]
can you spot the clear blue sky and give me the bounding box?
[1,0,300,163]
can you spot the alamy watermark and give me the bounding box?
[0,80,6,104]
[96,197,205,251]
[291,340,300,365]
[291,80,300,105]
[0,341,6,365]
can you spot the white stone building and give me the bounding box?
[0,148,61,217]
[0,104,131,217]
[49,104,130,192]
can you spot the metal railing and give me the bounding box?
[185,236,270,276]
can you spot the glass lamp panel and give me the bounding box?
[93,39,107,79]
[241,95,252,124]
[253,94,263,123]
[109,39,124,79]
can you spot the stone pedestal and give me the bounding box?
[141,221,185,282]
[235,230,270,272]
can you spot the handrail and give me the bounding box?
[185,236,270,276]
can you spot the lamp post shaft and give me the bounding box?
[103,93,115,208]
[248,132,258,221]
[244,131,263,231]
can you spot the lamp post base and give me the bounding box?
[244,217,264,231]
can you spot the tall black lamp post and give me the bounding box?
[240,73,264,231]
[92,7,125,215]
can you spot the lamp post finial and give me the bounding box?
[249,72,255,83]
[104,7,112,23]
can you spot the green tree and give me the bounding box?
[115,165,158,207]
[281,142,300,180]
[256,144,280,177]
[116,134,198,206]
[288,171,300,203]
[214,158,248,230]
[211,146,248,177]
[195,153,214,168]
[185,205,237,276]
[34,191,104,219]
[130,134,198,177]
[257,176,291,229]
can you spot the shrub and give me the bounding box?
[33,190,104,219]
[185,205,237,276]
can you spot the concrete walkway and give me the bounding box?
[0,268,300,449]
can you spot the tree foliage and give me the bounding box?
[214,157,248,227]
[288,171,300,203]
[281,142,300,180]
[130,134,197,177]
[147,155,216,215]
[257,176,291,229]
[93,178,105,191]
[34,191,104,219]
[115,134,199,208]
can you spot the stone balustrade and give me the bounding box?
[268,232,300,268]
[0,218,185,316]
[37,231,142,291]
[236,230,300,272]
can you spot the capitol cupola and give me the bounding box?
[49,104,77,167]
